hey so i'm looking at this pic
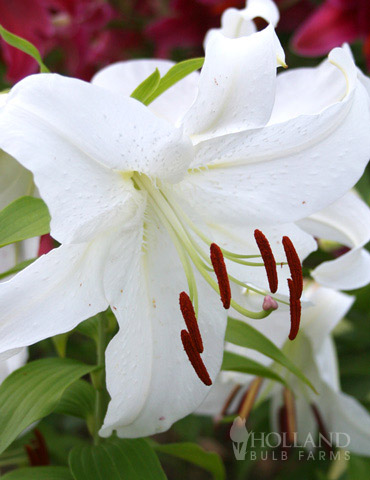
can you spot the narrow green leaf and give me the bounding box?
[0,358,96,454]
[69,438,167,480]
[222,351,288,386]
[0,258,35,280]
[0,25,50,74]
[145,57,204,105]
[1,467,73,480]
[225,317,317,393]
[131,68,161,103]
[55,380,95,420]
[154,442,225,480]
[0,196,50,248]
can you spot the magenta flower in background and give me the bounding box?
[0,0,131,83]
[0,0,53,83]
[275,0,314,32]
[291,0,370,68]
[146,0,245,58]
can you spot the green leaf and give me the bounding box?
[1,467,73,480]
[145,57,204,105]
[154,442,225,480]
[69,438,167,480]
[0,24,50,75]
[0,196,50,248]
[222,351,288,386]
[131,68,161,103]
[0,258,35,280]
[225,317,317,393]
[0,358,96,454]
[55,379,95,420]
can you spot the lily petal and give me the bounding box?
[300,284,354,353]
[0,150,33,210]
[92,59,199,126]
[179,47,370,226]
[0,240,110,357]
[0,74,192,243]
[182,24,280,140]
[319,383,370,456]
[298,192,370,290]
[101,210,227,438]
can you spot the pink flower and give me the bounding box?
[46,0,123,80]
[146,0,245,58]
[0,0,54,83]
[292,0,370,68]
[0,0,131,83]
[275,0,314,33]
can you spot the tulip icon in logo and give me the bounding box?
[230,416,251,460]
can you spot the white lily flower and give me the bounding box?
[0,21,369,440]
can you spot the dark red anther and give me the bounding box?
[282,236,303,300]
[287,279,301,341]
[210,243,231,309]
[254,230,278,293]
[283,388,296,445]
[25,429,50,466]
[216,384,242,423]
[181,330,212,386]
[179,292,203,353]
[311,404,333,454]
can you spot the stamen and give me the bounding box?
[262,295,278,311]
[287,279,301,341]
[215,384,242,424]
[210,243,231,309]
[283,388,296,445]
[282,236,303,299]
[25,429,49,466]
[254,230,278,293]
[237,377,263,422]
[179,291,203,353]
[181,330,212,386]
[311,404,333,453]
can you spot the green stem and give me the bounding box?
[93,313,106,445]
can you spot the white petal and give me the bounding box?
[182,25,279,140]
[101,210,227,438]
[319,383,370,456]
[0,150,33,210]
[0,240,109,356]
[180,48,370,226]
[298,192,370,290]
[314,336,340,392]
[313,248,370,290]
[92,59,199,126]
[269,52,350,125]
[204,0,281,47]
[196,375,243,417]
[0,75,193,239]
[301,284,354,352]
[0,74,192,243]
[0,348,28,384]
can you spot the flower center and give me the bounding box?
[132,173,303,384]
